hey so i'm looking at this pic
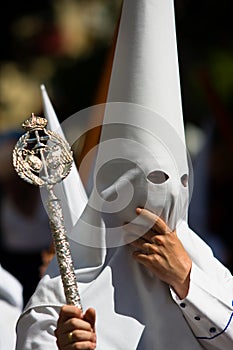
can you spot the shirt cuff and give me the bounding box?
[170,263,233,340]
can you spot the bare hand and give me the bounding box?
[55,305,96,349]
[126,208,192,299]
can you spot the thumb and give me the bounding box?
[83,307,96,331]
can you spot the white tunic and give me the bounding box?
[16,221,233,350]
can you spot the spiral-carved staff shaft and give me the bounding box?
[12,113,82,310]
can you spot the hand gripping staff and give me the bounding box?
[12,113,82,310]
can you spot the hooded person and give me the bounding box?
[16,1,233,350]
[0,264,23,350]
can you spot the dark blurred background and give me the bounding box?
[0,0,232,125]
[0,0,232,304]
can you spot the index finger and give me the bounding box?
[136,208,172,235]
[83,308,96,331]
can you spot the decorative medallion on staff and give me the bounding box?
[13,113,82,310]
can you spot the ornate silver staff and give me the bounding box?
[13,113,82,310]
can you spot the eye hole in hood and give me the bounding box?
[147,170,169,184]
[181,174,188,187]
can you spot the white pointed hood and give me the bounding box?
[40,84,87,230]
[76,0,191,249]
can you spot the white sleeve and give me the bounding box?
[16,306,60,350]
[171,223,233,350]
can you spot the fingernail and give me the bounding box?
[136,208,142,214]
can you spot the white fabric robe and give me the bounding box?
[16,221,233,350]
